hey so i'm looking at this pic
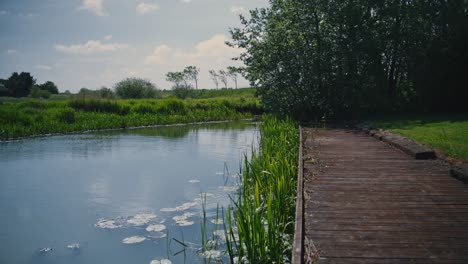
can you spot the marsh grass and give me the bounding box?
[0,97,262,140]
[218,115,299,263]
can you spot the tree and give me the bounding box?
[29,86,51,99]
[183,66,200,89]
[99,87,115,99]
[38,81,59,94]
[218,70,228,89]
[227,66,241,89]
[114,78,161,99]
[229,0,468,118]
[209,70,219,89]
[166,71,187,88]
[5,72,35,97]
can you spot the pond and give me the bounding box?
[0,121,259,264]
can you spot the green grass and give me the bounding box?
[223,115,299,263]
[367,113,468,160]
[0,97,262,140]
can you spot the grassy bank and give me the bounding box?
[0,97,262,140]
[224,115,299,263]
[367,114,468,161]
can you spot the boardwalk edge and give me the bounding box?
[291,126,304,264]
[354,122,468,184]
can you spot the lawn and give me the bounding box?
[367,114,468,161]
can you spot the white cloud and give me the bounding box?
[145,34,243,66]
[6,49,17,54]
[181,0,192,3]
[18,13,38,19]
[136,2,160,14]
[230,6,247,15]
[55,40,129,54]
[80,0,107,16]
[143,34,246,88]
[36,65,52,70]
[104,35,113,40]
[0,10,9,15]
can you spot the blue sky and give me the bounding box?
[0,0,268,92]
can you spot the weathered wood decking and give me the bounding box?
[302,128,468,264]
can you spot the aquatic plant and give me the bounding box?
[226,115,299,263]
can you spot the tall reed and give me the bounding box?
[225,115,299,263]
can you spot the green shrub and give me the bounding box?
[55,108,76,124]
[114,78,161,99]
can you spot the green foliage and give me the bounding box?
[368,114,468,160]
[183,66,200,89]
[55,107,76,124]
[29,86,51,99]
[38,81,59,94]
[172,85,195,99]
[69,99,130,115]
[230,1,468,119]
[0,97,261,140]
[114,78,161,99]
[98,87,116,99]
[5,72,35,97]
[225,115,298,263]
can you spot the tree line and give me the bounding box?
[230,0,468,119]
[165,66,241,89]
[0,72,59,99]
[0,65,243,100]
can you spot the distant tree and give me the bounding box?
[99,86,115,99]
[6,72,35,97]
[227,66,241,89]
[63,90,72,95]
[183,66,200,89]
[114,78,161,99]
[0,79,10,96]
[29,86,51,99]
[218,70,228,89]
[166,72,187,88]
[38,81,59,94]
[209,70,219,89]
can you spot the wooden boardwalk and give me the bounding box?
[303,128,468,264]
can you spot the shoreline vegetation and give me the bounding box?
[0,96,262,140]
[222,115,299,263]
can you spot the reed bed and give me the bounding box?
[224,115,299,263]
[0,98,262,140]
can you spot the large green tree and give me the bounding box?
[5,72,35,97]
[230,0,468,119]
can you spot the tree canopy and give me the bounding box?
[230,0,468,119]
[5,72,35,97]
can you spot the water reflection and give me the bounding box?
[0,121,258,264]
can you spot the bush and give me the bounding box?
[55,108,76,124]
[114,78,161,99]
[29,87,51,99]
[172,85,195,99]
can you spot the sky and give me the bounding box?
[0,0,268,92]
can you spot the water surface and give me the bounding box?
[0,121,258,264]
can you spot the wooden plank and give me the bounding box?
[302,128,468,263]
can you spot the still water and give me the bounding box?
[0,121,258,264]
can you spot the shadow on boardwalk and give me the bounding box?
[303,128,468,264]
